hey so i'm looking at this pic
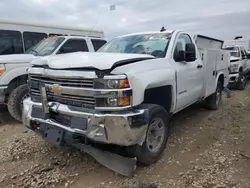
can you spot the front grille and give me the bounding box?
[29,75,95,108]
[30,75,94,88]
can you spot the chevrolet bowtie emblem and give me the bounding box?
[51,84,62,94]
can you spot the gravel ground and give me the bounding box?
[0,87,250,188]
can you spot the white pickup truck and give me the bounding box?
[0,36,107,121]
[222,45,250,89]
[22,30,229,176]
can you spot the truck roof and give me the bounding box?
[0,18,104,33]
[118,30,174,37]
[57,36,106,40]
[117,31,223,43]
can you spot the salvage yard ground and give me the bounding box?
[0,87,250,188]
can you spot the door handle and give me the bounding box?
[197,64,203,69]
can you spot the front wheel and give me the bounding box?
[205,81,222,110]
[237,72,247,90]
[7,84,29,121]
[127,104,169,165]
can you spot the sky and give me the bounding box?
[0,0,249,40]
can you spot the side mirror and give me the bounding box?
[57,46,73,54]
[247,54,250,59]
[175,50,185,62]
[185,43,196,62]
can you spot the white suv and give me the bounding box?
[0,36,107,121]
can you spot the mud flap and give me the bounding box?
[70,142,137,177]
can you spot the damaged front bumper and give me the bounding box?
[228,73,239,84]
[22,98,149,147]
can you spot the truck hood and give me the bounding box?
[230,56,240,62]
[0,54,36,64]
[31,52,155,70]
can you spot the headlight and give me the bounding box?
[94,76,130,89]
[0,64,5,76]
[230,63,239,72]
[94,75,132,110]
[96,96,131,108]
[230,64,238,69]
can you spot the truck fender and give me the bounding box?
[215,72,225,88]
[0,65,29,86]
[111,58,177,113]
[126,70,176,113]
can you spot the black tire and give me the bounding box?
[237,72,247,90]
[7,84,29,121]
[205,81,222,110]
[127,104,169,165]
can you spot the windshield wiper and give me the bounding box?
[30,49,39,55]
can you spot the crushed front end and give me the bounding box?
[22,67,149,176]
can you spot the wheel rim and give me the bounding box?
[215,86,221,106]
[146,117,165,153]
[20,93,30,111]
[241,75,246,86]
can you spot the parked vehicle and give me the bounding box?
[0,18,104,55]
[224,38,250,53]
[0,35,107,121]
[223,45,250,89]
[22,30,229,176]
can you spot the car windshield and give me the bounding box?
[25,37,65,56]
[223,47,240,57]
[98,33,172,58]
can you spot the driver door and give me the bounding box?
[173,33,203,111]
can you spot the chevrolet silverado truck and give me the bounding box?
[222,45,250,89]
[0,36,107,121]
[22,30,229,176]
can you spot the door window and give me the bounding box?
[0,30,23,55]
[49,33,65,37]
[91,39,107,51]
[174,34,194,61]
[58,39,89,54]
[23,31,47,51]
[240,47,247,59]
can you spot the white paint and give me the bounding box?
[114,31,229,113]
[18,31,229,116]
[0,36,107,87]
[27,30,230,115]
[32,52,154,70]
[0,54,35,64]
[0,18,104,36]
[224,39,250,52]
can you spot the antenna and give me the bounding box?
[160,26,166,32]
[234,36,243,40]
[88,23,97,37]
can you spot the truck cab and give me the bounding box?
[0,36,107,121]
[223,45,250,89]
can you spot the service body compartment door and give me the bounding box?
[200,49,217,98]
[202,48,229,98]
[216,50,230,87]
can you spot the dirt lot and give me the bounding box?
[0,87,250,188]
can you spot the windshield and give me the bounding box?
[25,37,65,56]
[223,47,240,57]
[98,33,172,58]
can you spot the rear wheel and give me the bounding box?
[127,104,169,165]
[205,81,222,110]
[7,84,29,121]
